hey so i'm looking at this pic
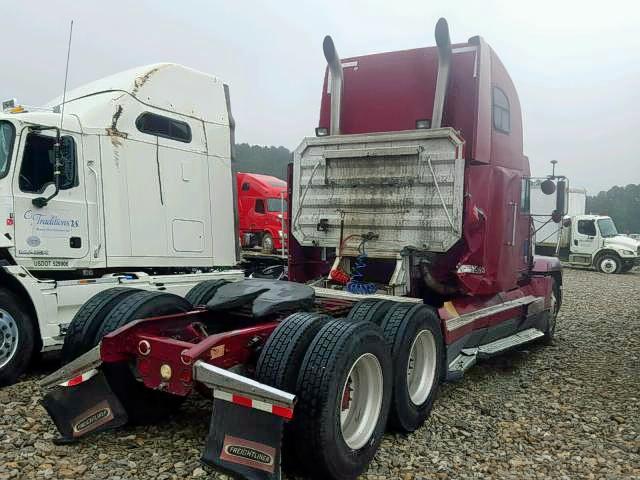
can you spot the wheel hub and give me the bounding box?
[0,309,19,369]
[339,353,383,450]
[406,330,437,405]
[600,258,617,274]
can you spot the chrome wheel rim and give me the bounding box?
[548,289,557,334]
[263,235,274,251]
[0,309,19,369]
[339,353,384,450]
[406,330,437,405]
[600,258,618,274]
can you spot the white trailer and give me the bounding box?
[531,181,639,273]
[531,181,586,248]
[0,64,243,384]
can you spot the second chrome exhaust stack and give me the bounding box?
[323,35,343,135]
[431,18,452,129]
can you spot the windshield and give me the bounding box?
[597,218,618,238]
[267,197,288,213]
[0,121,15,178]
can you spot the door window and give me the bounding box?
[255,199,265,214]
[19,133,77,193]
[520,178,530,213]
[577,220,596,236]
[0,121,15,178]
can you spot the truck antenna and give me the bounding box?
[550,159,558,179]
[58,20,74,132]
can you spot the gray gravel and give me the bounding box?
[1,267,639,479]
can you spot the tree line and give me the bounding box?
[235,143,639,235]
[587,184,640,234]
[235,143,291,180]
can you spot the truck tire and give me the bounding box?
[379,303,443,432]
[543,278,561,344]
[97,291,193,424]
[621,263,634,273]
[0,289,34,386]
[596,254,621,274]
[261,233,274,254]
[255,312,330,391]
[255,312,330,469]
[184,279,229,306]
[346,299,394,325]
[292,320,392,480]
[61,287,141,363]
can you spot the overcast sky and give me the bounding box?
[3,0,639,193]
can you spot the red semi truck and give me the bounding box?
[237,172,288,254]
[40,19,562,480]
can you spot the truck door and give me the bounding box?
[571,219,598,257]
[253,198,267,231]
[12,130,89,265]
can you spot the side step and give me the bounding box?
[476,328,544,358]
[447,328,544,380]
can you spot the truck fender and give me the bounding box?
[531,255,562,274]
[0,265,57,352]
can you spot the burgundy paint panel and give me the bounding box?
[319,43,477,143]
[489,50,525,171]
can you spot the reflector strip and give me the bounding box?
[213,390,294,419]
[59,369,98,387]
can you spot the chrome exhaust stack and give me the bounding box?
[431,18,452,129]
[323,35,343,135]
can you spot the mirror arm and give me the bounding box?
[32,127,62,208]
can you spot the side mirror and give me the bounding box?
[555,180,566,216]
[32,137,64,208]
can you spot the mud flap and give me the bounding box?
[202,398,284,480]
[41,372,128,443]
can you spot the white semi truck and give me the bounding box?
[532,181,639,273]
[0,64,244,384]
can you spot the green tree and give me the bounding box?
[234,143,291,180]
[586,184,640,234]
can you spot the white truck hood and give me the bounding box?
[604,235,640,253]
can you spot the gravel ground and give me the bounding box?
[0,267,638,480]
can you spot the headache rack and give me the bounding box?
[291,128,465,259]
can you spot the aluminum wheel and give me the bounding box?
[0,308,19,368]
[406,330,437,405]
[599,257,619,274]
[548,288,558,335]
[262,234,274,253]
[339,353,384,450]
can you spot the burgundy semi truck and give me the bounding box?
[40,19,562,480]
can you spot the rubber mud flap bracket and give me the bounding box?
[202,398,284,480]
[41,372,128,444]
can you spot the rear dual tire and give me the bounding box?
[380,303,443,432]
[62,289,193,424]
[256,315,393,479]
[293,320,392,480]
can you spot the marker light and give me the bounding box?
[315,127,329,137]
[416,119,431,129]
[160,364,172,381]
